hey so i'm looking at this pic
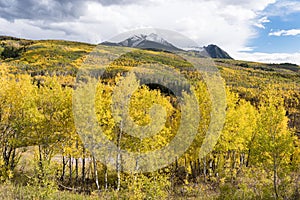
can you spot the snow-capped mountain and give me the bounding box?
[142,33,171,46]
[101,33,233,59]
[101,33,182,52]
[118,33,172,47]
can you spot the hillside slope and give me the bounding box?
[1,36,299,134]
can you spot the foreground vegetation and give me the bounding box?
[0,37,299,199]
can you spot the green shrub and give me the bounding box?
[1,45,23,59]
[122,172,171,200]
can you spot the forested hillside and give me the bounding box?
[0,37,299,199]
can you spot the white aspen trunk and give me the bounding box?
[116,121,123,191]
[93,156,100,192]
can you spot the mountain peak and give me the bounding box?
[204,44,233,59]
[101,34,233,59]
[126,33,166,43]
[105,33,182,52]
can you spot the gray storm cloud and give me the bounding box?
[0,0,139,21]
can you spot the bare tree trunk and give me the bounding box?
[69,155,72,184]
[203,156,207,183]
[231,151,236,183]
[215,155,220,178]
[190,161,194,179]
[209,159,213,179]
[232,151,236,169]
[75,141,79,184]
[116,122,123,191]
[104,164,108,190]
[246,149,251,167]
[10,148,16,170]
[171,157,178,193]
[197,158,200,177]
[61,156,66,181]
[75,158,78,183]
[38,145,44,178]
[82,147,86,186]
[93,156,100,192]
[273,157,279,199]
[240,153,244,168]
[2,130,19,172]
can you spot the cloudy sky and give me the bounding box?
[0,0,300,64]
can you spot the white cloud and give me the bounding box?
[0,1,274,46]
[269,29,300,36]
[217,0,276,10]
[254,16,270,29]
[4,0,295,63]
[0,18,68,40]
[264,0,300,16]
[233,52,300,65]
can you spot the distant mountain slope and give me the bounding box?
[101,33,233,59]
[204,44,233,59]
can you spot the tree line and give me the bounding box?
[0,67,299,199]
